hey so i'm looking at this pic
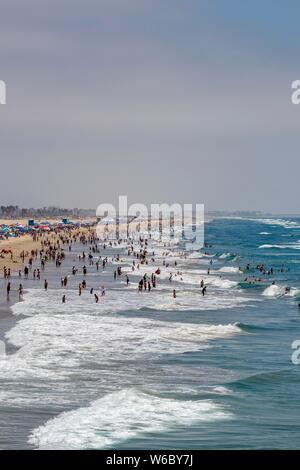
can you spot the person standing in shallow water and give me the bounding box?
[19,284,24,300]
[173,289,176,298]
[6,282,11,300]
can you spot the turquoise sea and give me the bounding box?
[1,216,300,449]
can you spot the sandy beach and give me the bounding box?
[0,235,39,274]
[0,214,197,275]
[0,220,96,275]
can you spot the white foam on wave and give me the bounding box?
[29,388,232,449]
[219,253,232,259]
[187,252,214,259]
[218,267,242,273]
[154,290,246,310]
[285,288,300,297]
[160,323,242,342]
[12,280,245,320]
[259,232,271,235]
[262,285,300,298]
[262,285,283,297]
[171,270,239,289]
[212,386,233,395]
[200,277,237,289]
[221,217,300,229]
[259,243,300,250]
[256,218,300,229]
[1,288,246,381]
[124,264,239,290]
[259,244,281,249]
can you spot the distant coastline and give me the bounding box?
[1,205,300,221]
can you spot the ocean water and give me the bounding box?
[1,216,300,449]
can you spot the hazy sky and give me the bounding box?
[1,0,300,212]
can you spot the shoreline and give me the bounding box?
[0,224,97,353]
[0,222,97,275]
[0,215,298,449]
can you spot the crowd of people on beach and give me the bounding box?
[2,225,299,309]
[1,226,213,305]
